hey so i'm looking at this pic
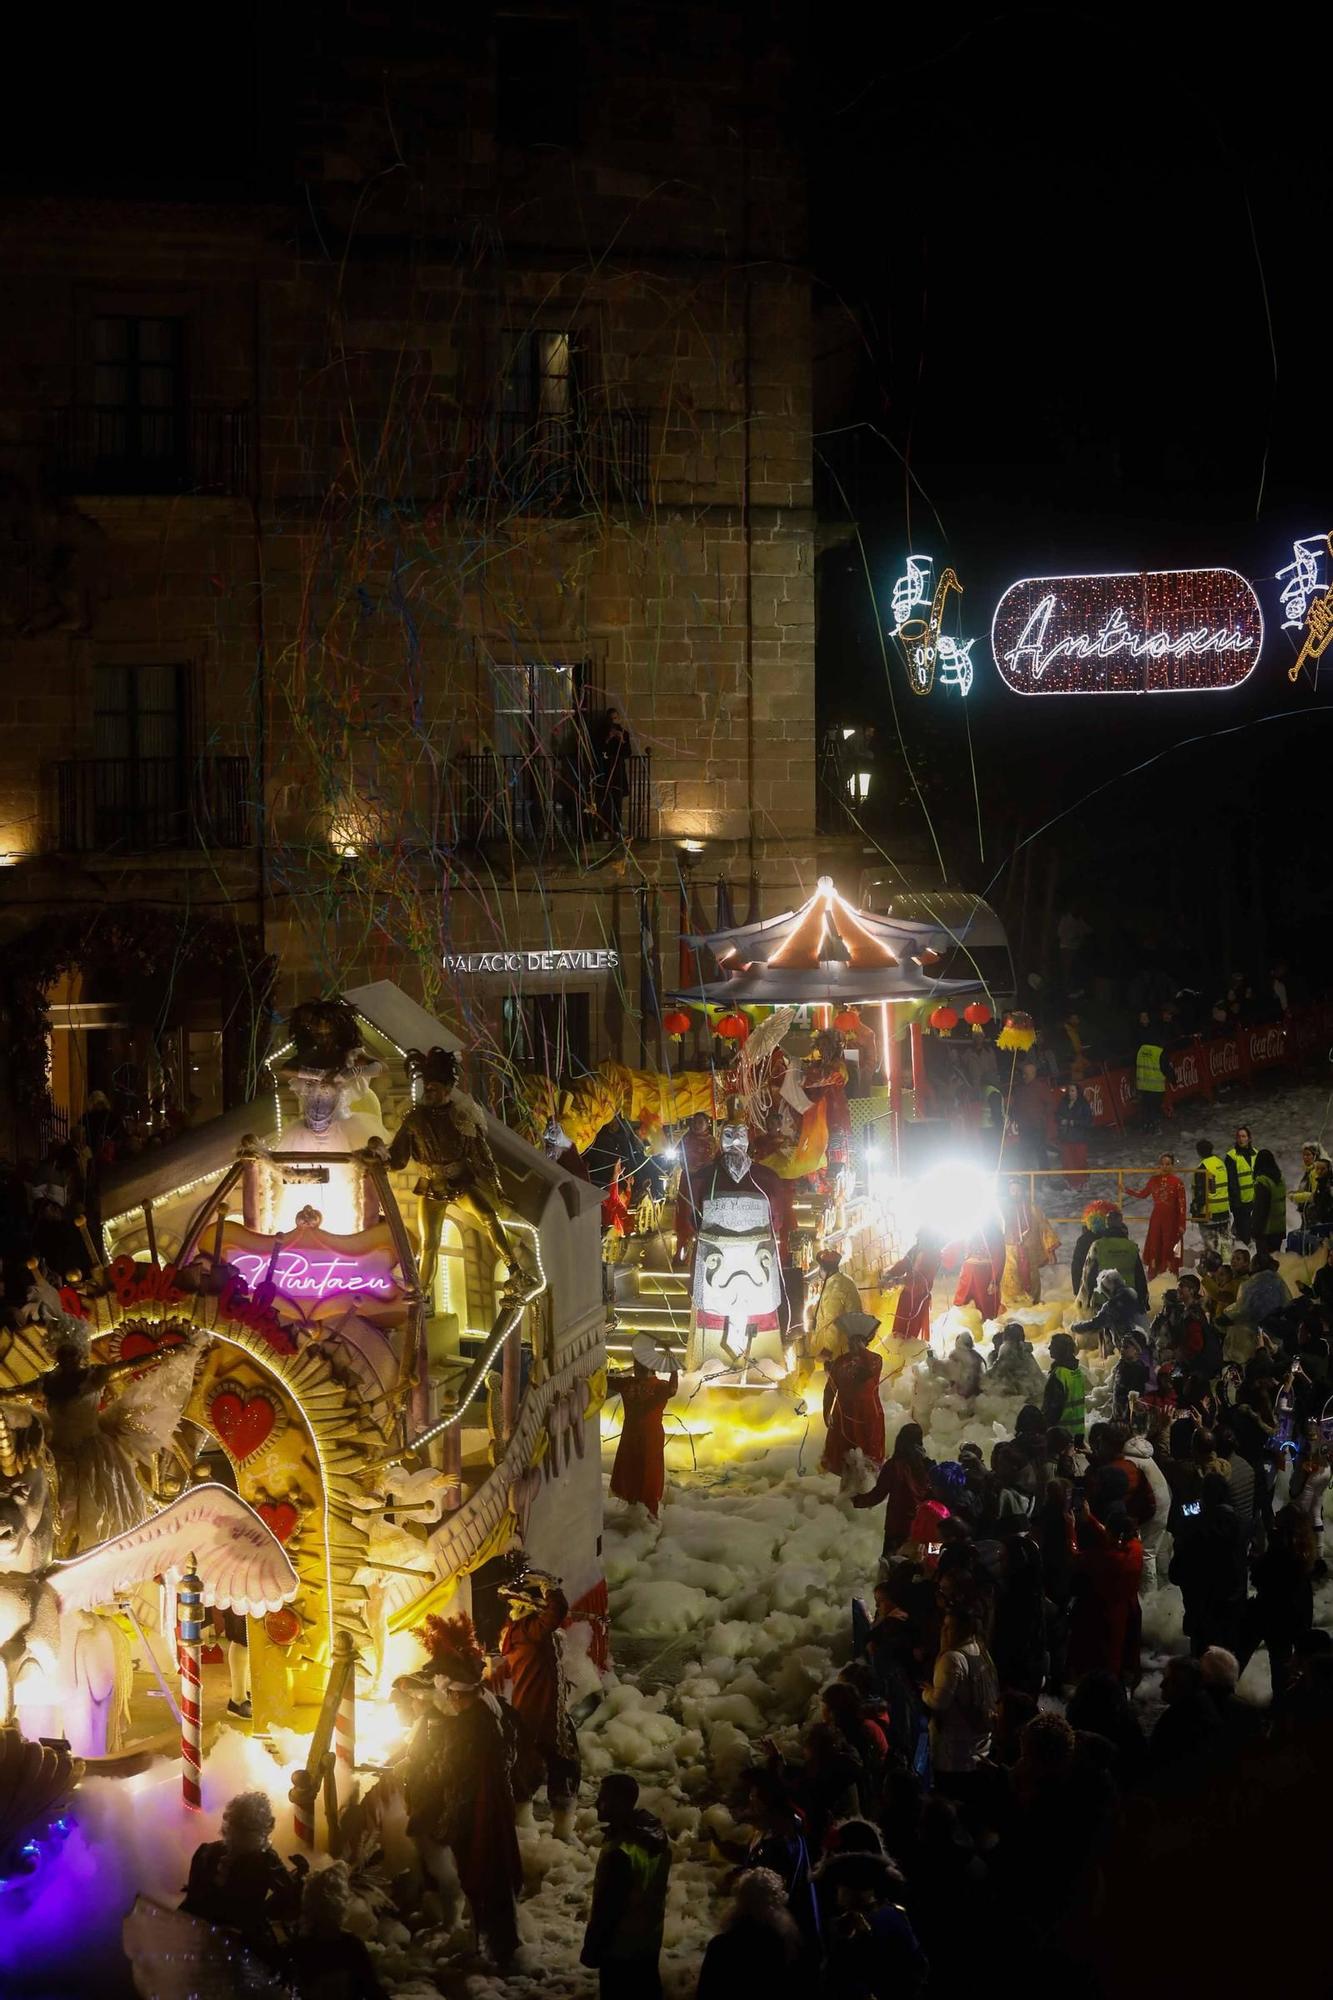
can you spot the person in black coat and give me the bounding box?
[181,1791,304,1966]
[1241,1505,1316,1698]
[1171,1472,1248,1656]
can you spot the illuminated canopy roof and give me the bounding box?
[671,876,990,1007]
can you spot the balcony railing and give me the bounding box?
[467,409,650,511]
[444,751,651,849]
[55,757,253,853]
[50,406,251,496]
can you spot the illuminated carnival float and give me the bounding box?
[0,983,606,1887]
[522,877,1005,1411]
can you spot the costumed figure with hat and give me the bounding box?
[820,1311,886,1476]
[941,1213,1006,1326]
[807,1242,863,1367]
[688,1107,790,1385]
[392,1611,523,1963]
[878,1229,941,1345]
[607,1336,678,1519]
[493,1563,581,1839]
[999,1174,1060,1309]
[374,1047,536,1305]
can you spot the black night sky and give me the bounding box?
[812,7,1331,972]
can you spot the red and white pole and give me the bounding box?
[177,1557,203,1811]
[333,1632,356,1808]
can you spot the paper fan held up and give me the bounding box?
[997,1010,1037,1052]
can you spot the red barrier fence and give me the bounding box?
[1076,1001,1333,1132]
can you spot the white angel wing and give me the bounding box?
[48,1483,299,1617]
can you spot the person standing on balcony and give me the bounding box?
[596,707,633,834]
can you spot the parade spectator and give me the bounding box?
[1241,1506,1316,1698]
[1008,1060,1054,1170]
[1042,1332,1089,1439]
[986,1321,1046,1401]
[1079,1210,1148,1310]
[919,1604,998,1796]
[1250,1148,1287,1253]
[581,1775,671,2000]
[815,1820,928,2000]
[1066,1498,1143,1685]
[696,1869,801,2000]
[853,1422,935,1561]
[1172,1472,1247,1657]
[1071,1270,1146,1356]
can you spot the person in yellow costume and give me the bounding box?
[999,1176,1060,1308]
[806,1244,863,1364]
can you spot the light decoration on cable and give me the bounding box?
[1276,532,1333,684]
[991,569,1263,695]
[889,554,975,697]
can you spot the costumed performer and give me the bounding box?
[821,1312,886,1475]
[879,1230,941,1343]
[1124,1152,1188,1280]
[393,1612,523,1964]
[808,1243,863,1363]
[494,1565,581,1839]
[0,1309,200,1554]
[180,1789,305,1969]
[690,1113,788,1379]
[379,1046,535,1303]
[1000,1176,1060,1308]
[942,1216,1006,1325]
[607,1335,677,1519]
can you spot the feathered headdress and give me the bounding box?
[415,1610,484,1685]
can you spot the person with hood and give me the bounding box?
[1226,1125,1258,1243]
[853,1421,935,1560]
[1109,1334,1150,1422]
[1171,1471,1247,1656]
[821,1314,885,1474]
[1065,1497,1143,1684]
[1222,1253,1291,1365]
[581,1773,671,2000]
[696,1868,802,2000]
[929,1327,982,1402]
[815,1819,928,2000]
[1042,1332,1089,1439]
[607,1340,678,1519]
[1125,1152,1188,1279]
[494,1567,580,1838]
[1079,1209,1148,1310]
[1122,1424,1173,1588]
[1250,1149,1288,1254]
[1070,1269,1145,1357]
[1070,1200,1115,1299]
[986,1321,1046,1401]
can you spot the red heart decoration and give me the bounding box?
[211,1388,277,1463]
[257,1500,299,1543]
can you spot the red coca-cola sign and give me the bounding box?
[1209,1039,1241,1079]
[1247,1027,1285,1067]
[1173,1051,1200,1089]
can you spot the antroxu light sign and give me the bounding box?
[991,568,1263,696]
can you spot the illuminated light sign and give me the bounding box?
[991,569,1263,695]
[890,554,975,697]
[1277,532,1333,683]
[444,948,619,974]
[223,1247,399,1301]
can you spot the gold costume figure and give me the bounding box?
[383,1049,534,1304]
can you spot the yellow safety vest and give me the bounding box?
[1201,1155,1230,1217]
[1136,1043,1166,1094]
[1227,1147,1255,1207]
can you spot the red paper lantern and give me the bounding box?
[929,1005,959,1033]
[662,1008,692,1038]
[963,1001,992,1029]
[833,1008,860,1031]
[715,1012,749,1042]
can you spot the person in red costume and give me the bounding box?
[880,1230,941,1341]
[607,1338,678,1517]
[942,1219,1006,1321]
[1124,1151,1188,1280]
[601,1160,632,1239]
[801,1031,852,1155]
[495,1567,581,1840]
[673,1112,718,1267]
[820,1315,885,1474]
[1064,1498,1143,1685]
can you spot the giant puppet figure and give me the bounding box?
[377,1047,536,1304]
[688,1114,788,1383]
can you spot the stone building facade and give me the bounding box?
[0,2,844,1147]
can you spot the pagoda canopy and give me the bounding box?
[671,875,989,1008]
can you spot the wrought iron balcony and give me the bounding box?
[467,409,650,511]
[444,751,651,849]
[50,405,251,497]
[55,756,253,853]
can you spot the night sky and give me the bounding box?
[812,7,1331,971]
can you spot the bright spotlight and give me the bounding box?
[866,1145,882,1165]
[912,1161,999,1241]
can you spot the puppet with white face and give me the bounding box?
[689,1122,787,1381]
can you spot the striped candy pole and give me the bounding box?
[178,1557,203,1811]
[289,1767,317,1850]
[333,1632,356,1808]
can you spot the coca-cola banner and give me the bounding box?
[1246,1025,1286,1072]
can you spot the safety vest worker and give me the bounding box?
[1196,1153,1230,1219]
[1136,1042,1168,1096]
[1227,1144,1256,1210]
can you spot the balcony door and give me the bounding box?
[92,663,189,848]
[91,315,186,489]
[486,660,596,842]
